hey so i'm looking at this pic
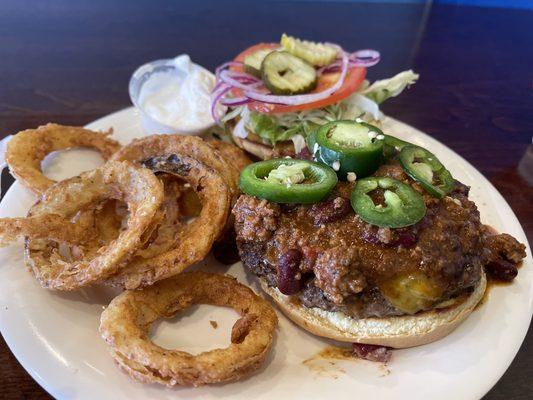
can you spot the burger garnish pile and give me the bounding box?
[212,33,418,160]
[0,34,527,389]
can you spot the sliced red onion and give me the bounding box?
[210,85,232,125]
[219,70,263,92]
[224,69,260,80]
[318,62,340,74]
[221,97,252,106]
[212,80,230,96]
[213,76,262,99]
[231,80,264,91]
[320,50,380,74]
[211,83,231,101]
[212,75,261,118]
[230,75,260,85]
[215,61,243,81]
[350,50,380,67]
[247,81,265,89]
[212,80,225,94]
[234,77,258,84]
[235,72,260,80]
[352,49,380,62]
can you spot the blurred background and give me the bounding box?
[1,0,531,131]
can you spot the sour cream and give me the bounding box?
[130,55,222,135]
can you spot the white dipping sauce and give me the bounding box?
[138,55,217,132]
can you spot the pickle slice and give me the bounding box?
[244,48,275,78]
[261,51,317,95]
[281,33,338,67]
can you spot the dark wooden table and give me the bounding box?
[0,1,531,399]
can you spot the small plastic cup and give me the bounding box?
[128,58,215,136]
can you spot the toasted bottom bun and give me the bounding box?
[231,130,294,160]
[231,132,274,160]
[260,271,486,348]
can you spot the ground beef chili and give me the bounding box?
[483,231,526,281]
[232,162,527,318]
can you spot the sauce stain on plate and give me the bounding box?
[313,345,356,360]
[302,346,353,379]
[303,345,392,378]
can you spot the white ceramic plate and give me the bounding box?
[0,108,530,400]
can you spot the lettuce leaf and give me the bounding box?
[360,70,419,104]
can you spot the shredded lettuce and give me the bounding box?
[221,105,244,123]
[248,112,300,144]
[224,70,418,144]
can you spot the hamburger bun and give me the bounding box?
[231,128,295,160]
[259,270,487,348]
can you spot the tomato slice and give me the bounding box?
[234,42,280,63]
[232,43,366,114]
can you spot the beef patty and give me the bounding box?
[233,163,526,318]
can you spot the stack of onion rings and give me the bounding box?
[4,132,250,291]
[1,124,275,387]
[106,136,235,289]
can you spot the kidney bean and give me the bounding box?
[277,249,303,295]
[361,226,418,248]
[295,147,313,161]
[352,343,392,363]
[394,229,418,248]
[485,257,518,282]
[361,227,381,245]
[311,197,351,226]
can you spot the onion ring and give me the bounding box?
[99,271,278,387]
[0,214,96,247]
[6,123,121,195]
[204,138,252,175]
[133,175,186,259]
[111,135,248,204]
[203,138,252,232]
[106,136,233,289]
[23,161,164,290]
